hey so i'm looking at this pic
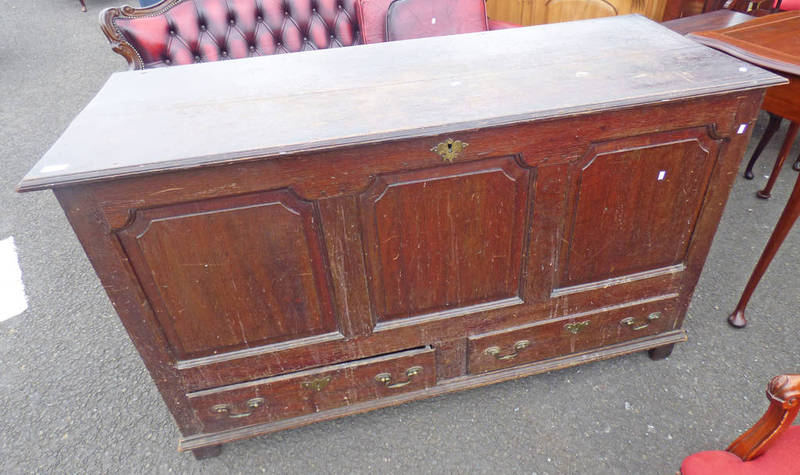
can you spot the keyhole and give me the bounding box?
[448,143,453,150]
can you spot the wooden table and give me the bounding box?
[17,16,782,457]
[686,12,800,328]
[662,9,754,35]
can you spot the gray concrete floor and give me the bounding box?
[1,1,799,473]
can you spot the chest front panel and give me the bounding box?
[66,91,762,448]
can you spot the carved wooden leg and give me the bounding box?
[192,445,222,460]
[745,113,782,180]
[729,171,800,328]
[648,344,674,360]
[758,121,800,199]
[79,0,86,12]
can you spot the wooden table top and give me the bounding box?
[662,9,755,36]
[18,14,784,192]
[688,11,800,76]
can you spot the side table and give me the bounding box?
[685,12,800,327]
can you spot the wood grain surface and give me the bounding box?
[688,11,800,76]
[18,14,782,192]
[28,13,781,456]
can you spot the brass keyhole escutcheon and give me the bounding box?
[301,376,332,392]
[621,312,660,331]
[431,138,468,162]
[375,366,423,389]
[210,397,265,419]
[564,320,590,335]
[484,339,531,361]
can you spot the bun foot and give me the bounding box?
[728,310,747,329]
[648,344,675,360]
[793,159,800,172]
[192,445,222,460]
[744,170,754,180]
[756,190,771,199]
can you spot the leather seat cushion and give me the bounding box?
[776,0,800,10]
[681,425,800,475]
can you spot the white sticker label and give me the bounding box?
[658,170,666,181]
[40,164,69,173]
[431,17,436,24]
[0,237,28,322]
[737,124,748,134]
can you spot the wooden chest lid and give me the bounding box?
[18,14,785,192]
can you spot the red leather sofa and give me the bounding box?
[100,0,518,70]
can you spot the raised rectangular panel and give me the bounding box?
[117,189,337,359]
[560,128,719,287]
[360,156,531,323]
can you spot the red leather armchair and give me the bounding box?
[681,374,800,474]
[100,0,518,70]
[357,0,516,44]
[100,0,363,69]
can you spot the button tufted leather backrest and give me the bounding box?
[385,0,488,42]
[101,0,362,69]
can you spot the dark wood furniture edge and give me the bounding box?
[687,34,800,76]
[175,332,344,370]
[178,330,686,451]
[669,87,767,332]
[551,265,685,297]
[15,86,785,194]
[686,12,800,76]
[726,374,800,461]
[99,1,187,70]
[53,186,206,436]
[661,10,754,36]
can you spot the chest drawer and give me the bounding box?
[188,347,436,432]
[468,298,679,374]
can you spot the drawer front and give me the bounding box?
[188,347,436,432]
[468,298,678,374]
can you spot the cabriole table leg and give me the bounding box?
[729,171,800,328]
[757,121,799,199]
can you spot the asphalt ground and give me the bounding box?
[1,1,798,473]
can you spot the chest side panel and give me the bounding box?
[117,189,338,359]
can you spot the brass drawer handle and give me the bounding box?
[484,340,530,361]
[301,376,332,392]
[621,312,661,331]
[375,366,423,389]
[210,397,265,419]
[564,320,590,335]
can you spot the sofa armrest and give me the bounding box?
[727,374,800,461]
[488,19,521,30]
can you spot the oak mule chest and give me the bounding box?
[18,15,783,458]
